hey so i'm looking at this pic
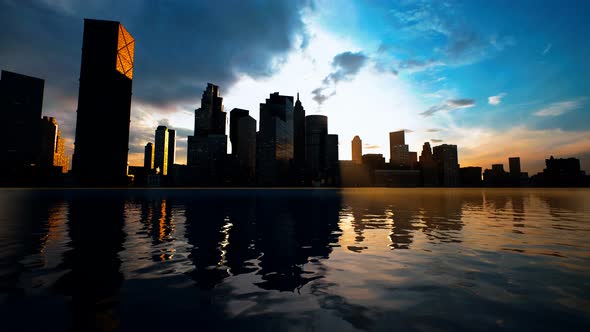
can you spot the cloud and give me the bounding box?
[534,99,585,117]
[420,98,475,117]
[0,1,313,109]
[396,128,414,133]
[431,139,444,143]
[426,128,442,132]
[311,87,336,105]
[363,144,380,150]
[398,58,445,73]
[542,43,552,55]
[322,51,369,84]
[488,93,507,105]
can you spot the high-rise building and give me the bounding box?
[293,93,306,165]
[194,83,225,137]
[409,151,418,169]
[432,144,459,187]
[39,116,58,168]
[419,142,438,186]
[509,157,520,176]
[389,130,409,168]
[0,70,44,169]
[154,126,169,175]
[187,83,228,184]
[167,129,176,167]
[257,92,294,185]
[230,108,257,180]
[305,115,328,180]
[352,135,362,164]
[326,134,340,185]
[72,19,134,185]
[38,116,69,174]
[144,142,154,170]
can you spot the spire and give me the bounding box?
[297,92,299,101]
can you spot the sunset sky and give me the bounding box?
[1,0,589,173]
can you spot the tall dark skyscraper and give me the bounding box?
[0,70,44,170]
[187,83,228,184]
[257,92,294,185]
[352,135,362,164]
[144,142,154,170]
[420,142,438,186]
[509,157,521,176]
[230,108,257,181]
[167,129,176,168]
[433,144,459,187]
[195,83,226,136]
[72,19,134,185]
[293,93,306,165]
[154,126,169,175]
[39,116,58,168]
[305,115,328,180]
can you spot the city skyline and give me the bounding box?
[1,1,589,174]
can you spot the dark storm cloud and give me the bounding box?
[323,51,369,84]
[0,0,314,108]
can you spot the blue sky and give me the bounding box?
[1,0,589,173]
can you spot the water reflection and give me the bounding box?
[0,188,589,331]
[54,191,126,331]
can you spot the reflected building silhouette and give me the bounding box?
[53,191,126,331]
[72,19,134,186]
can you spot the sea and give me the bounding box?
[1,188,589,331]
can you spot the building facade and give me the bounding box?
[72,19,134,185]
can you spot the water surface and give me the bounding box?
[1,188,589,331]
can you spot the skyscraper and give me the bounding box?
[72,19,134,185]
[509,157,521,176]
[257,92,294,185]
[352,135,362,164]
[39,116,58,168]
[432,144,459,187]
[230,108,256,181]
[326,134,340,185]
[305,115,328,182]
[187,83,228,184]
[0,70,44,170]
[167,129,176,167]
[293,93,306,165]
[144,142,154,170]
[419,142,438,186]
[389,130,410,168]
[154,126,169,175]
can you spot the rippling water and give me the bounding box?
[1,188,589,331]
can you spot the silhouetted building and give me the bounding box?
[305,115,328,183]
[534,156,586,187]
[409,151,418,169]
[352,135,362,164]
[483,164,510,186]
[54,129,69,173]
[293,93,306,165]
[144,142,154,170]
[389,130,410,168]
[195,83,226,136]
[154,126,169,175]
[0,70,44,172]
[509,157,521,176]
[72,19,134,186]
[432,144,459,187]
[419,142,438,186]
[187,83,228,185]
[362,154,386,170]
[375,170,420,187]
[460,166,482,187]
[326,134,340,185]
[257,92,294,186]
[167,129,176,168]
[230,108,256,182]
[38,116,69,175]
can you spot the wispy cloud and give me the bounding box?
[534,99,584,117]
[426,128,443,132]
[542,43,552,55]
[323,51,368,84]
[398,58,445,73]
[311,87,336,105]
[364,144,380,150]
[488,92,507,105]
[420,98,476,117]
[431,139,444,143]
